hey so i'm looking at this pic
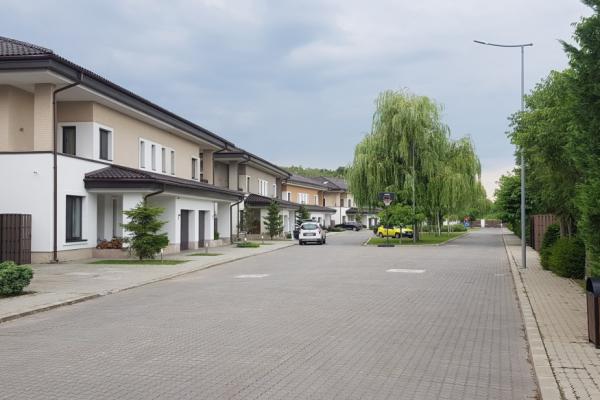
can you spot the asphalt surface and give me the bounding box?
[0,229,536,399]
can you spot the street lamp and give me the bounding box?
[474,39,533,269]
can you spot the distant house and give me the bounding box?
[281,175,336,226]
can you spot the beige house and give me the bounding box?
[0,36,244,262]
[281,175,336,226]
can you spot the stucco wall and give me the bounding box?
[0,85,34,151]
[282,183,322,205]
[244,165,278,197]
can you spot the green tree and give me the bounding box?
[263,201,284,239]
[296,204,310,226]
[562,0,600,275]
[121,202,169,260]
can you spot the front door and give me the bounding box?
[180,210,189,250]
[198,211,205,247]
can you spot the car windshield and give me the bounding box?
[301,223,318,230]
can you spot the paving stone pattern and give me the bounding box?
[0,230,535,399]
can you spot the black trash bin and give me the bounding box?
[586,278,600,348]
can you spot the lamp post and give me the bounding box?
[474,39,532,269]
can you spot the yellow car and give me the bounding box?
[376,225,414,238]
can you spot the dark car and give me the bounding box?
[335,222,362,231]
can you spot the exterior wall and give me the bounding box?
[33,83,54,151]
[282,183,322,205]
[244,165,278,197]
[213,161,229,189]
[0,85,34,151]
[324,192,340,207]
[228,162,239,191]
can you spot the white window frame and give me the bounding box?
[139,140,146,168]
[199,152,204,181]
[298,192,308,204]
[151,144,157,171]
[192,157,199,180]
[272,183,277,198]
[246,176,251,192]
[314,194,318,205]
[258,179,269,196]
[170,150,175,175]
[161,148,166,173]
[98,127,113,161]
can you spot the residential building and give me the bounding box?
[213,150,296,238]
[281,175,336,226]
[0,36,244,262]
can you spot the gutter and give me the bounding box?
[144,184,166,202]
[52,75,82,263]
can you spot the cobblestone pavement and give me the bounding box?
[505,231,600,400]
[0,230,536,399]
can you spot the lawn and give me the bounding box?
[366,232,467,246]
[188,253,222,256]
[89,259,188,265]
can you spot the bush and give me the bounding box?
[96,238,124,249]
[121,202,169,260]
[548,237,586,279]
[450,224,467,232]
[237,241,260,248]
[0,261,33,295]
[540,224,560,270]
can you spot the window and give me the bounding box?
[340,198,345,207]
[348,199,352,208]
[314,195,318,205]
[246,176,251,192]
[66,195,83,242]
[298,193,308,204]
[199,153,204,181]
[151,144,156,170]
[272,184,277,198]
[323,197,326,207]
[286,192,291,201]
[99,129,111,161]
[170,150,175,175]
[161,148,166,173]
[140,140,146,168]
[192,158,198,180]
[62,126,76,155]
[258,179,269,196]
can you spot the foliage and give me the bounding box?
[96,238,124,249]
[0,261,33,295]
[540,224,561,270]
[378,204,413,227]
[295,205,310,226]
[214,231,220,240]
[121,202,169,260]
[263,201,284,239]
[282,165,347,179]
[448,224,467,232]
[348,90,484,238]
[366,232,465,246]
[237,241,260,248]
[493,171,536,239]
[548,237,586,279]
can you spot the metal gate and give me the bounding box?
[0,214,32,264]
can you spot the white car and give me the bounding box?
[299,222,326,245]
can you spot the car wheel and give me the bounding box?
[353,227,358,231]
[299,241,303,246]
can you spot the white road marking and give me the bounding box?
[386,269,426,274]
[235,274,270,278]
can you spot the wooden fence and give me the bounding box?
[530,214,557,251]
[0,214,32,265]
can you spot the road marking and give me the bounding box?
[235,274,269,278]
[386,269,425,274]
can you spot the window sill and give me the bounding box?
[64,240,88,247]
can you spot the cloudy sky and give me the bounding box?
[1,0,591,197]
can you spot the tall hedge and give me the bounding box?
[548,237,586,279]
[540,224,561,270]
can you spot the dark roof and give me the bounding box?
[346,207,382,215]
[302,204,336,214]
[0,36,234,148]
[245,194,298,209]
[286,174,329,189]
[84,165,244,201]
[0,36,52,56]
[214,150,290,178]
[314,176,348,191]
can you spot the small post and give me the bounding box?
[205,241,208,254]
[261,235,264,244]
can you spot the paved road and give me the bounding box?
[0,230,536,399]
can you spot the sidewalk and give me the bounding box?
[504,229,600,400]
[0,241,295,323]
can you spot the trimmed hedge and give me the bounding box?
[540,224,561,270]
[237,241,260,248]
[0,261,33,295]
[548,237,586,279]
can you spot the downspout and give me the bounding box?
[52,75,82,263]
[230,195,246,244]
[144,184,165,203]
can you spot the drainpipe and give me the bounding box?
[144,184,165,203]
[52,75,82,263]
[230,194,247,244]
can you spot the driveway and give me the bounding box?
[0,229,536,399]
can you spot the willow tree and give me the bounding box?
[348,90,483,238]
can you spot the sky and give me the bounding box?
[1,0,591,198]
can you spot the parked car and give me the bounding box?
[334,221,362,231]
[376,225,414,238]
[299,222,326,245]
[293,219,314,239]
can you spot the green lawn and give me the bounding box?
[188,253,222,256]
[366,232,467,246]
[89,259,188,265]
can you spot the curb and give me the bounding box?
[0,242,296,324]
[501,230,563,400]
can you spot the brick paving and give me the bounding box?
[0,230,535,399]
[505,231,600,399]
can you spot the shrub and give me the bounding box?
[0,261,33,295]
[285,233,292,239]
[540,224,560,270]
[450,224,467,232]
[237,241,260,248]
[96,238,124,249]
[121,202,169,260]
[214,231,220,240]
[548,237,586,279]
